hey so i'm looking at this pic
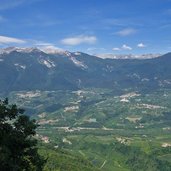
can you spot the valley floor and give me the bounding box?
[3,88,171,170]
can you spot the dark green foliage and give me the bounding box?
[0,98,45,171]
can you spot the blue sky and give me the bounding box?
[0,0,171,54]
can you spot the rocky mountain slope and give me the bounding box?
[0,47,171,94]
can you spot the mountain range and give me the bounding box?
[95,53,161,59]
[0,47,171,94]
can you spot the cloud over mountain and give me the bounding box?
[0,35,26,44]
[61,35,97,46]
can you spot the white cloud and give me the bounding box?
[112,47,121,51]
[39,45,63,52]
[122,44,132,50]
[115,28,137,36]
[35,41,64,53]
[112,45,132,51]
[61,35,97,46]
[137,43,146,48]
[0,35,26,44]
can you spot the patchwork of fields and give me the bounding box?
[4,88,171,170]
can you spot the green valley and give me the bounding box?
[3,88,171,170]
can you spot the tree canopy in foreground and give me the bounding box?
[0,98,45,171]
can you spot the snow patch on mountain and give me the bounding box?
[64,51,72,57]
[14,63,26,69]
[39,59,56,68]
[70,57,88,69]
[74,52,81,56]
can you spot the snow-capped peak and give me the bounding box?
[95,53,162,59]
[0,47,17,54]
[39,46,65,55]
[37,46,75,58]
[0,47,41,54]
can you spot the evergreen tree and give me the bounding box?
[0,98,45,171]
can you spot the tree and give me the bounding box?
[0,98,45,171]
